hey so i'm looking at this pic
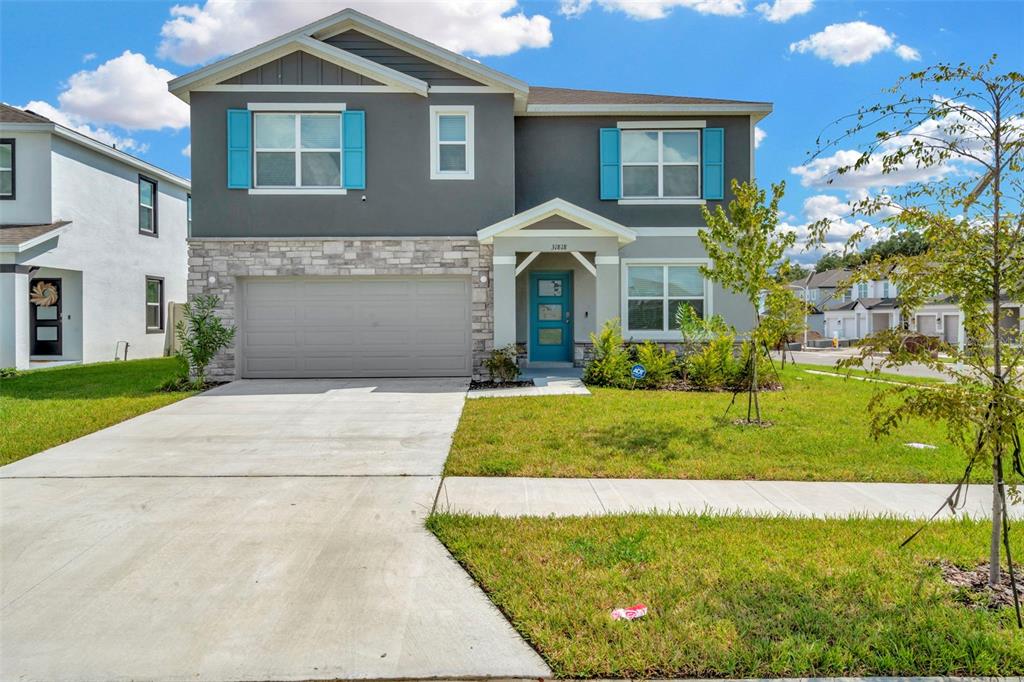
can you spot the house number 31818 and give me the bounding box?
[551,243,568,251]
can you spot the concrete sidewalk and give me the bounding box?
[437,476,1022,519]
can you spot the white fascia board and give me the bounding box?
[0,223,72,254]
[477,198,637,245]
[310,11,529,98]
[168,32,428,101]
[0,122,54,134]
[522,103,774,117]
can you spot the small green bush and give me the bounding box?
[686,332,736,389]
[483,344,520,384]
[0,367,19,379]
[633,341,678,388]
[175,295,236,385]
[582,318,631,387]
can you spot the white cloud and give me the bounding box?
[894,43,921,61]
[159,1,553,65]
[789,21,916,66]
[182,143,191,157]
[754,125,766,148]
[21,100,145,152]
[56,51,189,131]
[560,0,745,20]
[754,0,813,23]
[790,148,955,191]
[82,52,97,63]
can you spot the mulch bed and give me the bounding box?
[469,379,534,390]
[938,560,1024,610]
[655,379,784,393]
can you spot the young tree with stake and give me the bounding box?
[699,179,797,424]
[807,59,1023,610]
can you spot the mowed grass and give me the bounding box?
[0,358,195,466]
[446,364,976,483]
[429,513,1024,678]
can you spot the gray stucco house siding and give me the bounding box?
[514,115,752,224]
[189,91,515,239]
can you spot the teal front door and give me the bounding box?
[529,271,573,362]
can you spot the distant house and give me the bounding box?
[0,105,190,370]
[782,268,854,336]
[820,272,900,341]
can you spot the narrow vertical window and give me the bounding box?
[139,176,158,235]
[186,194,192,236]
[145,277,164,332]
[430,106,474,180]
[0,139,14,200]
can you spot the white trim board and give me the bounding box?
[618,120,705,129]
[247,102,347,111]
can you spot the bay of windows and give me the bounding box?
[621,130,700,199]
[254,113,342,188]
[626,264,706,333]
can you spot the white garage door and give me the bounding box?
[240,277,472,378]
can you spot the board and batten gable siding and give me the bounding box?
[323,30,481,86]
[220,51,384,86]
[189,91,515,238]
[514,115,753,226]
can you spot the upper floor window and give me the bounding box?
[622,130,699,199]
[625,263,706,335]
[430,105,474,180]
[254,113,341,188]
[0,139,14,200]
[139,176,157,235]
[883,281,891,298]
[858,282,869,299]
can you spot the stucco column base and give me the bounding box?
[0,269,30,370]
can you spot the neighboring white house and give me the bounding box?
[0,105,190,370]
[822,274,901,342]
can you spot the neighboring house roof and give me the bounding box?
[0,105,190,191]
[829,297,899,312]
[0,221,72,253]
[788,268,853,290]
[167,9,772,119]
[0,105,51,124]
[477,198,637,246]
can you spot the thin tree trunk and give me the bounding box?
[752,348,760,422]
[991,457,1004,585]
[988,92,1004,587]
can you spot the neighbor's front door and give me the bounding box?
[29,278,62,356]
[529,271,572,362]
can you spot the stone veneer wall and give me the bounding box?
[187,238,493,380]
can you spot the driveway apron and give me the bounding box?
[0,379,550,682]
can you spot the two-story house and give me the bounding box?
[822,271,901,341]
[0,105,190,370]
[171,9,771,380]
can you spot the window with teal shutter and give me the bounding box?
[342,110,365,190]
[702,128,724,200]
[226,109,251,189]
[599,128,620,200]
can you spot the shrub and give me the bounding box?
[483,344,520,384]
[633,341,678,388]
[175,295,236,385]
[583,318,631,387]
[0,367,19,379]
[685,332,736,389]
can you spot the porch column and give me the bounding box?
[0,265,30,370]
[492,254,516,348]
[594,255,620,328]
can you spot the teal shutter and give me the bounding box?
[702,127,724,200]
[342,110,365,190]
[226,109,251,189]
[599,128,620,200]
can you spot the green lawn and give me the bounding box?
[429,513,1024,678]
[446,364,979,483]
[0,358,196,466]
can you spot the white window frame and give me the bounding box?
[429,105,474,180]
[620,258,712,340]
[251,111,345,193]
[620,129,702,202]
[857,282,869,299]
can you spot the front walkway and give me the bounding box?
[0,379,550,682]
[438,476,1023,519]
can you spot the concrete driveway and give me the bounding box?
[0,379,550,682]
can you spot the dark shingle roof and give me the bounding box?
[0,104,51,124]
[527,86,769,107]
[0,221,71,246]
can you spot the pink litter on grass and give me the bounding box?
[611,604,648,620]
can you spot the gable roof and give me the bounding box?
[0,104,51,124]
[169,8,528,105]
[528,86,768,107]
[477,198,637,245]
[790,268,853,290]
[524,86,772,118]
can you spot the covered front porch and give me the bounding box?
[478,199,637,366]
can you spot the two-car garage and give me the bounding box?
[238,277,473,378]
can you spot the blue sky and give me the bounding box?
[1,0,1021,263]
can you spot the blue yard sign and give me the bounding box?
[630,364,647,380]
